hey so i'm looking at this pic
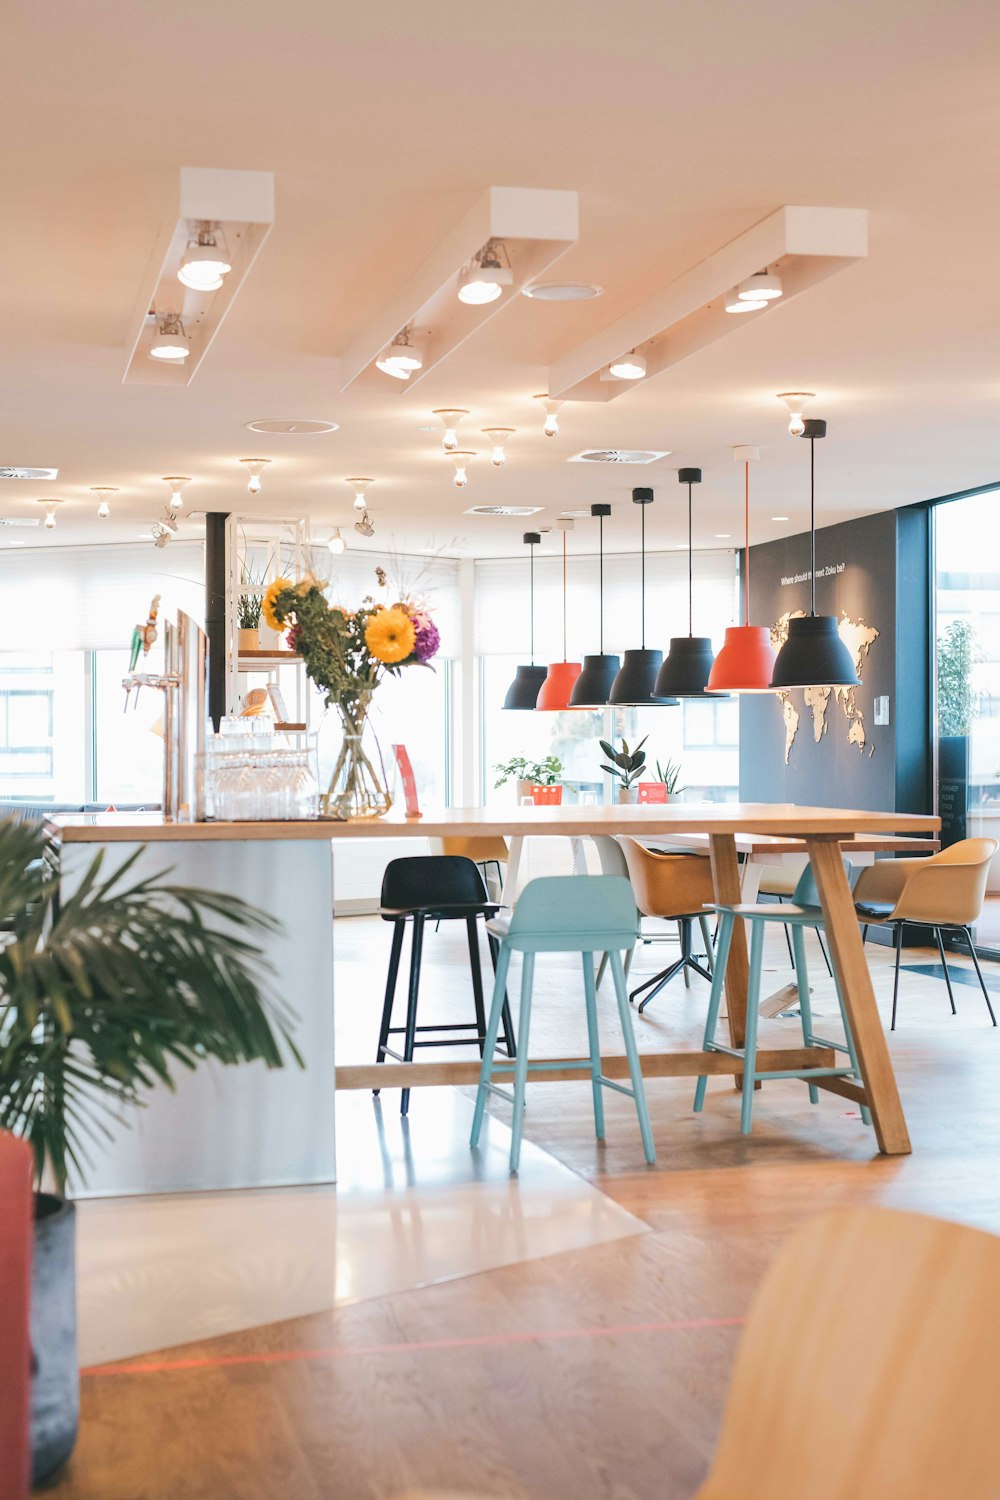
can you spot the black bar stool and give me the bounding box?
[374,855,516,1113]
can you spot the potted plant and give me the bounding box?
[937,619,979,847]
[599,736,648,804]
[0,818,300,1484]
[238,590,263,653]
[493,755,563,805]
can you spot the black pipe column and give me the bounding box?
[205,512,229,731]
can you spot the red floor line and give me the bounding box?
[82,1314,745,1378]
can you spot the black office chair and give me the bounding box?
[374,855,516,1113]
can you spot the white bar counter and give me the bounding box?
[51,802,940,1193]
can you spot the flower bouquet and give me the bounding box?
[262,572,439,818]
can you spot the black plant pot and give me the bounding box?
[31,1194,78,1484]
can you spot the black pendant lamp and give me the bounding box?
[609,488,678,706]
[655,468,721,698]
[502,531,548,709]
[569,503,621,707]
[769,420,860,689]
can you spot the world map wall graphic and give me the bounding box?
[771,610,880,764]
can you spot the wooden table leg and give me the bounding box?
[806,835,911,1156]
[500,835,524,905]
[709,835,751,1073]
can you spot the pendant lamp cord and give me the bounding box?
[687,480,693,638]
[809,435,816,616]
[563,531,569,666]
[598,511,604,654]
[744,461,750,627]
[529,543,535,665]
[640,500,646,650]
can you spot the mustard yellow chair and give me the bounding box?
[694,1206,1000,1500]
[616,838,716,1011]
[853,838,998,1029]
[433,835,509,901]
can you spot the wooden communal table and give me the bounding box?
[54,804,940,1172]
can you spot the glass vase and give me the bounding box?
[320,699,392,819]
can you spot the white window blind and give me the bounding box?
[474,549,739,658]
[0,541,205,652]
[304,545,461,657]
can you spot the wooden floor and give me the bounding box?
[49,918,1000,1500]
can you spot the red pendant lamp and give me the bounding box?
[536,519,582,710]
[707,445,778,693]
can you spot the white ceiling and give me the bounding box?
[2,0,999,560]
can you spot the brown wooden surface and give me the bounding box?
[339,1045,837,1091]
[51,803,941,844]
[807,835,911,1155]
[48,925,1000,1500]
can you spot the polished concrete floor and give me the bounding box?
[53,915,1000,1499]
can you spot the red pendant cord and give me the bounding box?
[562,529,568,662]
[744,461,750,627]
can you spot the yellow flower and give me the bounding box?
[262,578,292,633]
[365,606,415,664]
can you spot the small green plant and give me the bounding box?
[493,754,562,789]
[238,593,262,629]
[937,619,979,737]
[599,736,648,790]
[654,758,685,795]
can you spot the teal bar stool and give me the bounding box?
[693,862,872,1135]
[470,875,656,1173]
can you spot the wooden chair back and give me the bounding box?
[696,1206,1000,1500]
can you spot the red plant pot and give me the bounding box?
[530,784,563,807]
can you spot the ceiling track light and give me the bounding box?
[91,486,118,520]
[178,221,232,291]
[162,475,191,511]
[776,391,816,437]
[534,393,564,438]
[239,457,270,495]
[354,510,375,538]
[432,410,469,452]
[608,350,647,380]
[738,268,783,302]
[448,451,476,488]
[375,326,425,380]
[725,289,766,314]
[345,476,374,511]
[36,499,63,531]
[328,526,346,554]
[457,239,514,305]
[481,427,515,466]
[149,311,190,361]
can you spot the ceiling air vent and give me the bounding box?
[0,467,58,481]
[0,517,41,527]
[465,505,544,517]
[569,450,670,465]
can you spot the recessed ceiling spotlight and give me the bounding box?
[481,427,515,467]
[239,458,270,495]
[776,391,815,437]
[714,533,731,539]
[346,477,374,512]
[464,504,544,516]
[771,514,790,521]
[376,327,425,379]
[328,526,346,554]
[245,418,339,435]
[36,499,63,530]
[6,541,25,547]
[608,351,646,380]
[522,281,604,301]
[178,222,232,291]
[449,451,476,488]
[91,486,118,520]
[457,240,513,305]
[739,269,783,302]
[149,313,190,361]
[432,409,469,451]
[162,475,190,511]
[534,393,564,438]
[0,466,58,481]
[725,289,766,314]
